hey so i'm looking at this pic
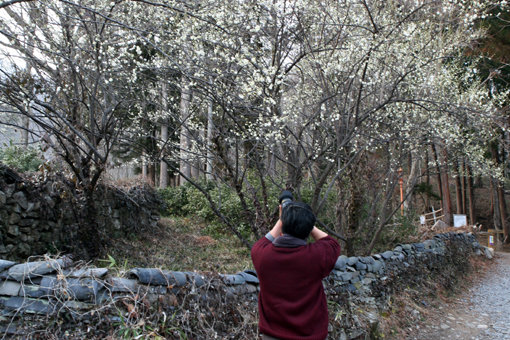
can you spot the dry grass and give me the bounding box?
[99,217,253,274]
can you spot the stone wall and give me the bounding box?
[0,232,491,339]
[0,165,161,260]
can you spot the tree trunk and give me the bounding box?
[454,162,463,214]
[440,146,452,225]
[461,160,467,215]
[206,89,214,180]
[424,149,430,210]
[466,165,475,226]
[432,144,443,208]
[491,143,509,242]
[159,124,168,188]
[403,150,421,211]
[159,83,169,188]
[179,75,192,185]
[148,162,156,187]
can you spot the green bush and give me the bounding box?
[158,177,339,241]
[158,185,191,216]
[0,144,43,172]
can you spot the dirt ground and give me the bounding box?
[405,251,510,340]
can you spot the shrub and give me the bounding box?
[0,144,43,172]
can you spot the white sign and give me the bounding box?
[420,215,426,225]
[453,214,467,228]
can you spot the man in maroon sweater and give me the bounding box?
[251,201,341,340]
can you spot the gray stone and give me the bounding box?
[0,281,21,296]
[8,213,20,225]
[4,296,53,314]
[359,256,375,264]
[64,278,104,301]
[355,262,367,271]
[341,272,353,281]
[237,271,259,284]
[0,260,17,271]
[483,247,494,259]
[7,225,19,237]
[110,278,138,293]
[372,260,384,273]
[222,274,246,285]
[7,258,70,281]
[335,255,348,270]
[12,191,28,210]
[4,184,15,198]
[347,257,358,266]
[65,268,109,278]
[18,219,35,227]
[423,240,436,249]
[20,284,49,298]
[25,202,35,212]
[128,268,187,286]
[144,285,167,295]
[43,195,55,208]
[184,272,206,287]
[381,251,394,259]
[62,300,94,310]
[0,191,6,206]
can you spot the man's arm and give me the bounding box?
[266,219,283,241]
[310,226,328,241]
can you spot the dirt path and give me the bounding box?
[407,252,510,340]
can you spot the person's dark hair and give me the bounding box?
[281,201,316,239]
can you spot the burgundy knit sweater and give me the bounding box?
[251,235,340,340]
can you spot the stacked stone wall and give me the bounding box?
[0,165,161,260]
[0,232,491,339]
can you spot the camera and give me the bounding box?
[279,190,294,209]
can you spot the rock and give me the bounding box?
[381,251,394,260]
[4,296,53,314]
[0,281,21,296]
[347,257,358,266]
[64,278,105,301]
[109,278,138,293]
[18,219,35,227]
[236,270,259,284]
[483,247,494,260]
[4,184,15,198]
[7,258,71,281]
[7,225,19,236]
[0,260,17,271]
[65,268,109,278]
[221,274,246,285]
[8,213,20,225]
[432,220,449,230]
[335,255,348,270]
[12,191,28,210]
[355,262,368,271]
[43,195,55,208]
[0,191,6,206]
[128,268,187,286]
[341,272,353,281]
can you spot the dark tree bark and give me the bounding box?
[466,165,475,226]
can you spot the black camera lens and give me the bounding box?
[279,190,293,208]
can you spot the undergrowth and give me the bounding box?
[99,217,252,274]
